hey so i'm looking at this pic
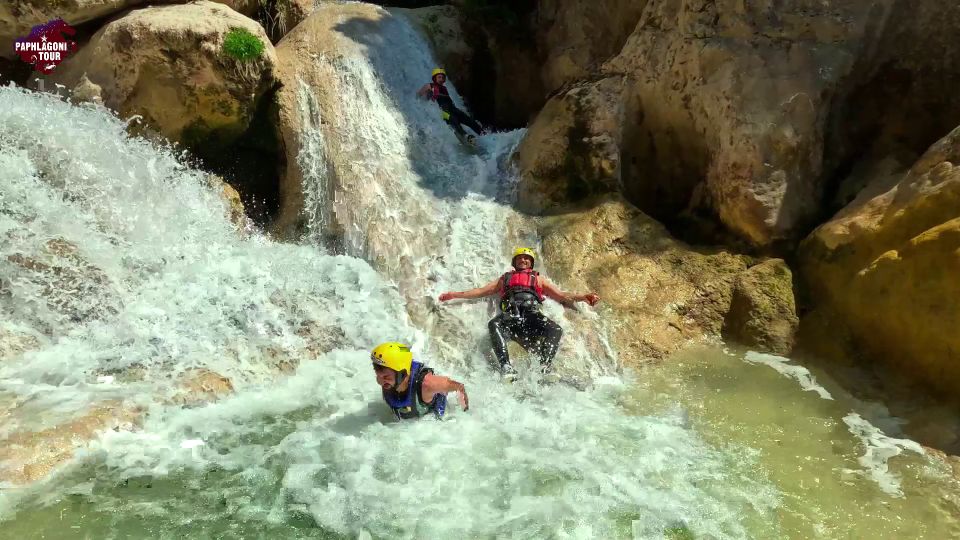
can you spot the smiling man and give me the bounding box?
[371,342,469,420]
[438,248,600,380]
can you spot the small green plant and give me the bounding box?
[222,28,265,62]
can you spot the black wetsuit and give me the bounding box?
[488,271,563,370]
[430,82,484,138]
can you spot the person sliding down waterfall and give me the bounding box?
[416,67,486,144]
[438,248,600,382]
[371,342,469,420]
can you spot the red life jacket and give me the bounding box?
[430,82,453,108]
[499,269,544,302]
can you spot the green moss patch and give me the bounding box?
[222,28,265,62]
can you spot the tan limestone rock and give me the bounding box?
[723,259,799,354]
[540,195,796,366]
[172,368,234,406]
[0,402,140,486]
[800,125,960,396]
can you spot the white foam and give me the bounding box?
[842,412,924,497]
[744,351,833,400]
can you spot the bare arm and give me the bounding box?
[416,83,432,99]
[540,277,600,308]
[438,277,501,302]
[422,373,469,411]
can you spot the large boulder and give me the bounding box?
[47,1,277,150]
[540,195,799,365]
[521,0,890,245]
[519,0,960,247]
[723,259,798,355]
[799,125,960,396]
[515,77,625,213]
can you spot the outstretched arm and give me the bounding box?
[438,277,501,302]
[416,83,432,99]
[540,277,600,308]
[422,373,469,411]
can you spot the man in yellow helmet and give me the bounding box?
[370,342,469,420]
[416,67,486,143]
[437,248,600,379]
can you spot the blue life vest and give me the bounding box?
[382,360,447,420]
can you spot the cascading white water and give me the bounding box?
[3,4,959,539]
[292,5,614,381]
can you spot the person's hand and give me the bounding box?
[458,385,469,411]
[438,292,457,302]
[584,293,600,306]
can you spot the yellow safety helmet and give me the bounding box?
[371,342,413,374]
[511,247,536,267]
[431,67,446,80]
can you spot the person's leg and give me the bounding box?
[443,108,467,137]
[450,107,484,136]
[488,315,517,374]
[525,312,563,369]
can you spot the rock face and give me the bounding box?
[48,1,277,150]
[539,195,798,366]
[520,0,960,247]
[800,126,960,396]
[441,1,543,128]
[515,77,625,213]
[534,0,647,93]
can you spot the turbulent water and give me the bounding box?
[1,5,959,539]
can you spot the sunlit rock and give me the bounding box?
[723,259,798,355]
[5,237,119,325]
[0,402,140,486]
[171,368,234,406]
[540,195,798,366]
[0,326,42,363]
[205,174,251,233]
[800,125,960,396]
